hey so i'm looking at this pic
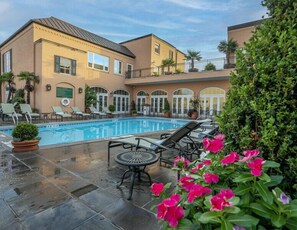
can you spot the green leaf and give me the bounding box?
[227,214,259,227]
[263,160,280,168]
[221,218,233,230]
[223,206,240,214]
[198,211,221,224]
[285,204,297,217]
[285,217,297,230]
[264,175,283,187]
[233,184,251,196]
[256,181,273,204]
[164,182,172,190]
[271,214,286,228]
[258,173,271,182]
[233,174,255,183]
[229,197,240,206]
[250,203,274,219]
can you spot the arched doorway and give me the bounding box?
[113,90,130,114]
[151,90,167,115]
[200,87,225,117]
[136,91,148,113]
[92,87,108,112]
[172,88,193,117]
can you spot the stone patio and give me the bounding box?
[0,135,178,230]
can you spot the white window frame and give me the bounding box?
[2,50,12,73]
[88,52,109,72]
[114,59,123,75]
[154,42,160,54]
[126,63,133,78]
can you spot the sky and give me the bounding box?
[0,0,267,59]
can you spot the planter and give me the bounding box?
[12,139,40,153]
[191,111,199,119]
[164,112,171,118]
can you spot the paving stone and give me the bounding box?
[74,213,121,230]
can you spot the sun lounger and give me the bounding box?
[52,106,72,121]
[20,104,40,123]
[71,107,91,119]
[89,106,107,118]
[1,103,23,124]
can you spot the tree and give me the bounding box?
[186,50,202,71]
[0,72,16,103]
[217,39,238,67]
[204,62,216,71]
[17,71,40,104]
[85,85,96,110]
[219,0,297,197]
[161,58,175,73]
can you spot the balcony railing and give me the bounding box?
[126,57,235,79]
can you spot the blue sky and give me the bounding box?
[0,0,266,58]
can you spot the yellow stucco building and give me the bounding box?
[0,17,262,117]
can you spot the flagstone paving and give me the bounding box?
[0,136,177,230]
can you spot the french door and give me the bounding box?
[96,93,108,112]
[151,96,166,114]
[172,96,191,116]
[136,96,146,113]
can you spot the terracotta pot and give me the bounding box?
[12,139,40,153]
[191,111,198,119]
[164,112,171,118]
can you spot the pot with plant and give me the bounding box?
[163,98,171,118]
[11,122,40,152]
[188,96,200,119]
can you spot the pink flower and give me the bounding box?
[210,189,235,211]
[174,156,190,168]
[247,158,265,176]
[221,152,240,165]
[157,194,184,227]
[203,173,219,184]
[190,163,203,173]
[151,183,164,196]
[188,184,212,203]
[203,138,224,153]
[178,175,195,191]
[214,134,225,140]
[239,149,260,162]
[203,159,212,165]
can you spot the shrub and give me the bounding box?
[12,123,39,141]
[204,63,216,71]
[152,134,297,229]
[218,0,297,197]
[164,99,170,113]
[108,104,115,112]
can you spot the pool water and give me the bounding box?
[1,117,188,146]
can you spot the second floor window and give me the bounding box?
[154,42,160,54]
[54,56,76,75]
[169,50,173,60]
[126,63,133,78]
[88,52,109,72]
[2,50,12,73]
[114,60,123,75]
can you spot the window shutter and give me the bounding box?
[9,49,12,72]
[71,59,76,76]
[54,56,60,73]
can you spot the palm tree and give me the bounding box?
[186,50,202,71]
[0,72,15,103]
[161,58,175,74]
[217,39,239,67]
[17,71,40,104]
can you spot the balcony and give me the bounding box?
[124,57,235,86]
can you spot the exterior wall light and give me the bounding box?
[78,87,83,94]
[46,84,52,91]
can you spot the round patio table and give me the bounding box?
[115,150,159,200]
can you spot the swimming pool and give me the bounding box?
[0,117,188,147]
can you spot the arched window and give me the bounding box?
[172,88,193,116]
[200,87,225,117]
[151,90,167,114]
[136,91,149,113]
[112,89,130,113]
[91,87,108,112]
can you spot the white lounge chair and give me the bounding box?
[89,106,107,118]
[52,106,72,121]
[71,107,91,119]
[1,103,23,124]
[20,104,40,123]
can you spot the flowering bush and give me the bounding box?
[151,134,297,229]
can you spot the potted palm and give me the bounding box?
[186,50,202,72]
[163,98,171,118]
[217,39,239,69]
[188,96,200,119]
[12,122,40,152]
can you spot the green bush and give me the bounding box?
[12,123,39,141]
[219,0,297,197]
[108,104,115,112]
[204,63,216,71]
[164,98,170,113]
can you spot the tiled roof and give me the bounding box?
[1,17,135,58]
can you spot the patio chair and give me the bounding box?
[0,103,23,124]
[89,106,107,118]
[52,106,72,121]
[103,107,119,117]
[71,106,91,119]
[108,120,203,167]
[20,104,40,123]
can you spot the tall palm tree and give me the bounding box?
[17,71,40,104]
[186,50,202,70]
[217,39,239,66]
[0,72,15,103]
[161,58,175,73]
